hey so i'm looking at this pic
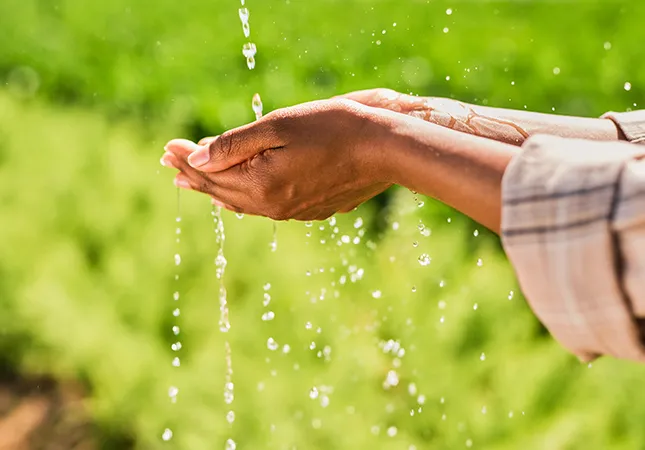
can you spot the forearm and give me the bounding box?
[374,110,518,233]
[352,90,625,146]
[465,104,624,145]
[407,97,623,146]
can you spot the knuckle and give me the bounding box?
[210,132,235,161]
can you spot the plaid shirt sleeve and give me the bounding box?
[501,111,645,362]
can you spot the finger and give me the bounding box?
[199,136,218,146]
[186,119,285,173]
[174,171,247,209]
[160,152,179,169]
[165,139,200,160]
[210,197,244,214]
[335,88,399,105]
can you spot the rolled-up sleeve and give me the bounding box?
[501,111,645,362]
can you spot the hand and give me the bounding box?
[161,99,392,221]
[338,88,529,143]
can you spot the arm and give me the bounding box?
[340,88,625,146]
[163,99,516,232]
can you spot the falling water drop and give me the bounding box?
[162,428,173,441]
[252,93,263,121]
[267,337,279,351]
[242,43,257,70]
[418,254,431,266]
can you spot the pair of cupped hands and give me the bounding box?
[161,88,447,220]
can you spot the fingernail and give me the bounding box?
[160,153,175,168]
[187,147,210,168]
[174,177,191,189]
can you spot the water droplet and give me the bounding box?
[226,410,235,424]
[411,285,417,293]
[309,386,319,399]
[267,337,279,351]
[417,394,426,405]
[173,292,179,301]
[476,258,483,267]
[392,222,400,230]
[263,292,271,306]
[446,8,453,14]
[171,342,182,351]
[508,290,514,300]
[412,241,419,248]
[604,41,612,50]
[263,283,271,291]
[341,235,350,244]
[172,326,180,335]
[238,7,249,23]
[466,439,473,448]
[305,321,313,330]
[480,352,486,361]
[371,290,382,299]
[473,229,479,237]
[242,42,257,69]
[252,93,263,120]
[624,82,632,91]
[473,303,478,310]
[443,27,449,33]
[282,344,291,353]
[261,311,275,321]
[320,395,330,408]
[174,254,181,266]
[439,280,445,288]
[172,357,181,367]
[553,67,561,75]
[408,382,417,396]
[168,386,179,398]
[418,254,431,266]
[173,308,180,317]
[353,217,363,228]
[481,405,487,414]
[383,370,399,388]
[387,426,398,437]
[225,439,237,450]
[162,428,173,441]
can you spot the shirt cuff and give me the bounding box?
[501,134,645,362]
[603,110,645,144]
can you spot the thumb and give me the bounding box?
[187,119,283,172]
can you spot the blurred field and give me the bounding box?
[1,0,645,449]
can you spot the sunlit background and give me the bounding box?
[1,1,645,449]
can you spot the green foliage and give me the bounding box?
[1,1,645,449]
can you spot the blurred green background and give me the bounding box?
[1,0,645,449]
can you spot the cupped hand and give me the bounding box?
[161,99,392,221]
[337,88,491,136]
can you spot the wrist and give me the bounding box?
[356,106,408,185]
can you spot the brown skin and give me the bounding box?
[161,89,624,233]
